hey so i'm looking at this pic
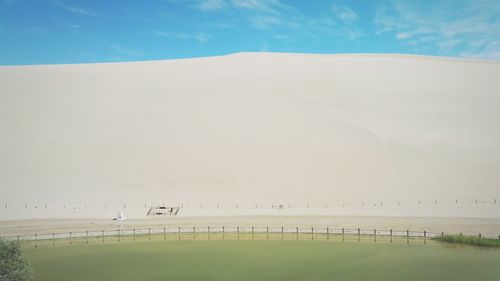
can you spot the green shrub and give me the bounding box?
[434,234,500,248]
[0,239,33,281]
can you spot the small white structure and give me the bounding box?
[113,211,126,221]
[272,203,290,209]
[147,206,179,216]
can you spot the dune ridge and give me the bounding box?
[0,53,499,217]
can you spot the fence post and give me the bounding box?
[390,229,392,243]
[252,226,254,240]
[86,231,89,244]
[424,230,426,245]
[35,233,38,248]
[281,226,284,240]
[178,227,181,240]
[164,226,166,240]
[342,228,344,242]
[374,229,376,242]
[222,226,225,240]
[193,226,196,240]
[311,227,314,240]
[296,227,299,240]
[237,226,240,240]
[69,232,72,245]
[479,233,482,239]
[148,228,151,240]
[407,230,409,244]
[327,227,329,240]
[133,228,136,241]
[358,228,360,242]
[118,229,120,242]
[53,233,55,247]
[266,226,269,240]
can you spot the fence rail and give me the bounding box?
[1,226,499,247]
[1,198,498,210]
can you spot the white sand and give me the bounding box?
[0,53,499,226]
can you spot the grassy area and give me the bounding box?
[434,234,500,247]
[23,240,500,281]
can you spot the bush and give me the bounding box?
[0,239,33,281]
[434,234,500,248]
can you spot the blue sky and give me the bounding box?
[0,0,499,65]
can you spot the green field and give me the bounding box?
[23,240,500,281]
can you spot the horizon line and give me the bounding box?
[1,51,499,67]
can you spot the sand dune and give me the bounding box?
[0,53,499,217]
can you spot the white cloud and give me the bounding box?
[52,0,100,16]
[105,43,141,57]
[232,0,284,13]
[250,15,282,29]
[168,0,362,40]
[194,0,226,11]
[460,41,500,60]
[53,18,81,29]
[374,0,500,59]
[438,39,463,52]
[331,5,358,23]
[153,30,210,43]
[396,32,410,39]
[193,32,210,42]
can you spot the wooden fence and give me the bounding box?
[2,226,499,248]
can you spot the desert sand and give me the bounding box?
[0,53,499,234]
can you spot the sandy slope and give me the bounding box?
[0,53,499,221]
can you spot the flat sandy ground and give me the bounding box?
[2,215,500,237]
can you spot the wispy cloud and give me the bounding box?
[374,0,500,59]
[52,0,100,16]
[169,0,362,39]
[194,0,226,11]
[331,5,358,24]
[193,32,210,42]
[250,15,282,29]
[153,30,211,42]
[53,18,81,29]
[105,42,142,59]
[231,0,288,13]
